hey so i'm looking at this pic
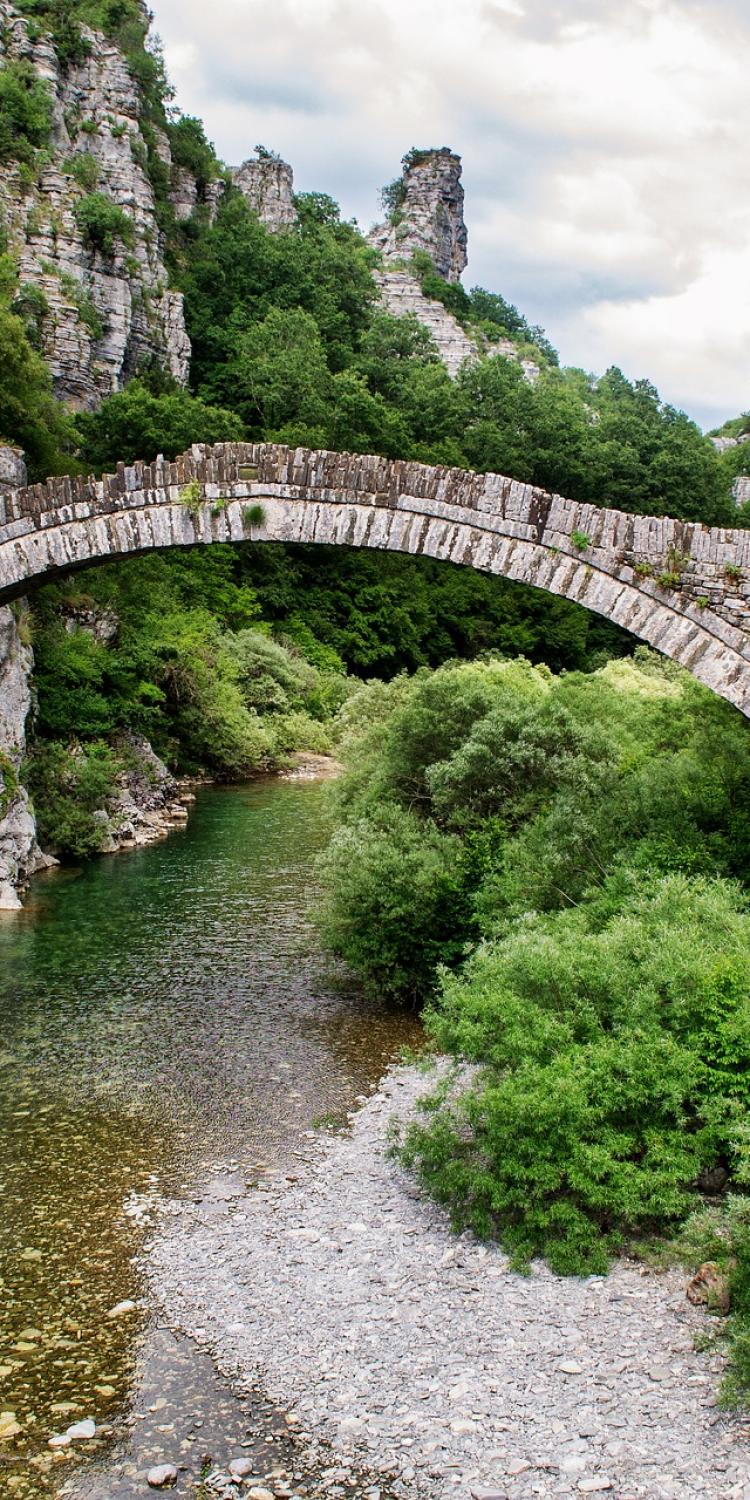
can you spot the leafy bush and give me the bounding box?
[26,739,121,856]
[0,59,53,164]
[74,192,135,256]
[319,804,473,1004]
[168,114,218,191]
[399,874,750,1273]
[63,150,100,190]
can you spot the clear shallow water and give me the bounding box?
[0,779,421,1496]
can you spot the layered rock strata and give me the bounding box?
[368,148,467,282]
[231,152,297,229]
[0,0,194,406]
[373,270,479,378]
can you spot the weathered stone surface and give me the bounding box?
[0,603,54,909]
[1,442,749,719]
[231,151,297,230]
[369,148,467,281]
[373,269,479,378]
[733,475,750,507]
[0,446,27,492]
[0,0,192,406]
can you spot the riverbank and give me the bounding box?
[148,1064,750,1500]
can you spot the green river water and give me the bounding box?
[0,778,421,1498]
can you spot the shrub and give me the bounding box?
[243,503,265,529]
[0,58,53,164]
[571,529,591,550]
[74,191,135,256]
[26,739,121,857]
[399,874,750,1273]
[63,151,99,191]
[319,805,474,1004]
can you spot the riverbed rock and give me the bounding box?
[66,1418,96,1440]
[228,1456,257,1477]
[147,1463,178,1488]
[686,1262,730,1314]
[148,1064,750,1500]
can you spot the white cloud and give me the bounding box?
[151,0,750,428]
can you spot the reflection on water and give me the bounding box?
[0,779,421,1496]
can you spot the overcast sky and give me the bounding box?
[152,0,749,431]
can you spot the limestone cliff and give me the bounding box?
[0,0,195,406]
[231,150,297,229]
[0,447,54,908]
[369,148,467,282]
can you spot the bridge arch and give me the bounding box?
[1,441,750,715]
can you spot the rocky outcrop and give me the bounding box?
[95,733,192,853]
[0,0,193,407]
[0,445,51,909]
[0,602,55,909]
[733,476,750,508]
[369,148,467,282]
[231,151,297,230]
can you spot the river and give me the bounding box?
[0,778,421,1497]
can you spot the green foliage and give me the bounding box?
[319,804,473,1005]
[25,738,121,856]
[0,58,53,164]
[59,270,104,339]
[75,381,244,469]
[62,150,100,191]
[241,544,633,679]
[400,874,750,1273]
[243,504,265,529]
[10,279,49,348]
[322,652,750,997]
[168,114,218,192]
[0,752,20,820]
[571,529,590,550]
[0,256,77,477]
[74,192,135,256]
[28,548,349,803]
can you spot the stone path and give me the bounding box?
[148,1067,750,1500]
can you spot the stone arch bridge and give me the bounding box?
[2,441,750,715]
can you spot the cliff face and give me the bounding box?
[369,149,468,283]
[231,151,297,229]
[0,447,54,909]
[0,0,194,407]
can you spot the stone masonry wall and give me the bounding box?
[1,443,750,717]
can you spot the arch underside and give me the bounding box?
[2,489,749,716]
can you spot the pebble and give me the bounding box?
[147,1464,178,1488]
[229,1456,257,1477]
[148,1065,750,1500]
[65,1419,96,1440]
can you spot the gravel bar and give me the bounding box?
[148,1065,750,1500]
